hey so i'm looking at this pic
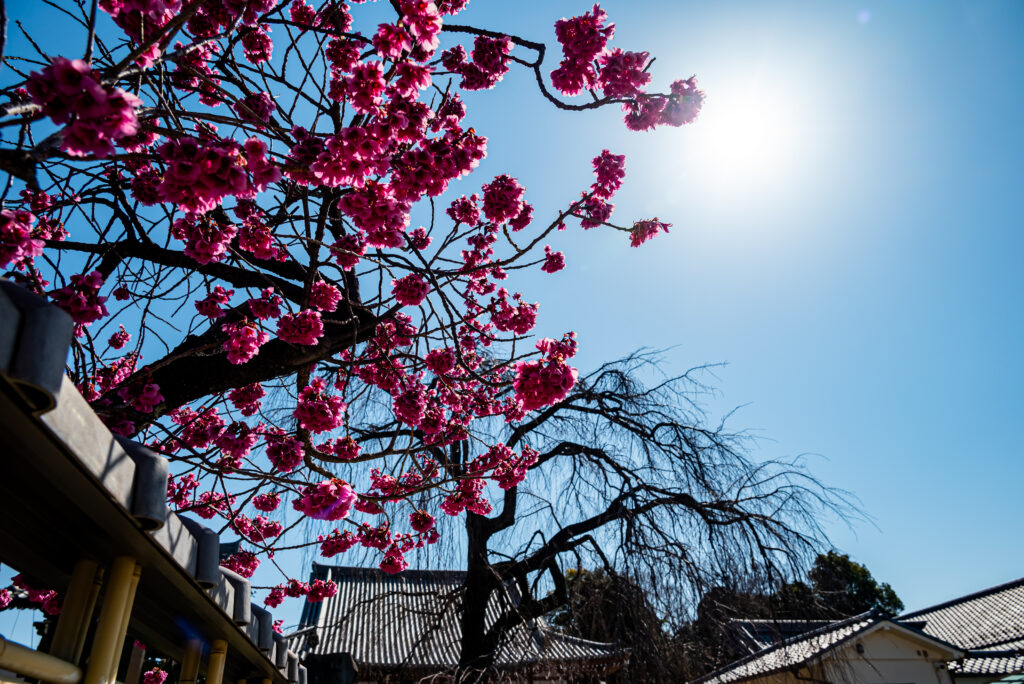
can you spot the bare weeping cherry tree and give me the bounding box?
[349,351,852,680]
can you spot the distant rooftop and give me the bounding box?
[295,564,628,680]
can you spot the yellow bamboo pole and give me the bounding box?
[49,559,101,664]
[205,640,228,684]
[178,639,203,684]
[49,559,99,664]
[75,564,105,665]
[0,635,82,684]
[106,563,142,683]
[83,557,138,684]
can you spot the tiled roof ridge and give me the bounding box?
[900,576,1024,619]
[535,624,629,652]
[312,562,468,583]
[690,609,881,684]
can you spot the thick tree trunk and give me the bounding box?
[458,513,500,679]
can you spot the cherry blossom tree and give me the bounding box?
[0,0,703,608]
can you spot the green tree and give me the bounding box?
[800,551,904,618]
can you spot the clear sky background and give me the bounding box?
[2,1,1023,639]
[447,0,1024,613]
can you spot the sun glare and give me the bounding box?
[687,78,802,194]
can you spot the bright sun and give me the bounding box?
[687,78,802,194]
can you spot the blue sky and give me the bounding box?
[2,1,1023,638]
[449,0,1024,612]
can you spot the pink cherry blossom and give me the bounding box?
[195,286,235,319]
[252,492,281,512]
[229,382,265,416]
[541,245,565,273]
[292,479,356,521]
[392,274,430,306]
[51,271,109,332]
[222,321,270,364]
[630,218,672,247]
[108,325,131,350]
[266,428,304,473]
[308,578,339,601]
[309,280,342,312]
[0,210,43,270]
[142,669,168,684]
[294,377,346,433]
[221,551,260,578]
[27,57,142,157]
[481,175,525,224]
[277,309,324,345]
[248,288,283,320]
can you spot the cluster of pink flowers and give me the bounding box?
[319,528,359,557]
[409,509,436,533]
[442,35,513,91]
[256,491,284,511]
[439,477,492,516]
[11,574,62,615]
[481,175,525,225]
[598,49,651,98]
[51,271,109,333]
[424,346,457,376]
[232,91,276,125]
[99,0,181,67]
[167,473,200,509]
[309,280,342,312]
[330,234,365,270]
[232,514,283,543]
[308,578,339,602]
[252,492,281,511]
[222,321,270,364]
[338,182,412,249]
[277,309,324,345]
[156,135,279,214]
[229,382,265,416]
[248,288,283,320]
[172,216,238,265]
[196,286,235,319]
[221,550,260,578]
[265,428,304,473]
[292,479,356,521]
[550,5,614,96]
[170,406,225,450]
[446,194,480,226]
[630,218,672,247]
[392,274,430,307]
[193,491,235,519]
[118,381,164,413]
[541,245,566,273]
[27,57,142,157]
[214,421,263,466]
[590,149,626,198]
[0,210,43,270]
[513,333,579,412]
[550,5,705,131]
[142,669,168,684]
[108,325,131,350]
[490,291,538,336]
[294,377,346,433]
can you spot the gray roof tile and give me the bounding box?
[295,564,627,675]
[900,576,1024,650]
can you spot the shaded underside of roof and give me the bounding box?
[900,576,1024,650]
[296,564,627,676]
[691,612,880,684]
